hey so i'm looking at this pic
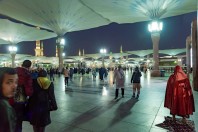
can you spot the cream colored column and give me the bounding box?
[186,36,191,78]
[102,56,105,67]
[177,56,183,66]
[11,53,16,68]
[151,32,161,77]
[191,19,198,91]
[56,37,64,70]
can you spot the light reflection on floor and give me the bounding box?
[22,70,198,132]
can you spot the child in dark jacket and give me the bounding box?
[131,67,142,99]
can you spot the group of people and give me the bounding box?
[0,60,57,132]
[113,65,195,123]
[0,62,196,132]
[113,65,142,100]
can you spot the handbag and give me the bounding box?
[38,78,58,111]
[14,85,27,103]
[48,92,58,111]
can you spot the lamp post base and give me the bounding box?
[151,70,161,77]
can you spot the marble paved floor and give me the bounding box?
[22,70,198,132]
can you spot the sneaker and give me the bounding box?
[114,97,118,100]
[132,94,135,98]
[136,95,139,99]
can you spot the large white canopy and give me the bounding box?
[126,50,153,57]
[0,38,9,44]
[0,19,57,44]
[0,0,196,36]
[107,52,129,59]
[0,53,32,61]
[0,48,187,66]
[82,0,196,23]
[0,0,110,36]
[159,48,186,56]
[126,48,186,57]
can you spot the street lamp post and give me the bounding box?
[56,37,65,70]
[148,20,163,77]
[8,45,17,68]
[100,48,106,67]
[62,52,65,67]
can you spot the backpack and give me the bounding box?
[14,67,29,103]
[14,85,27,103]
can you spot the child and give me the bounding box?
[0,67,18,132]
[131,66,142,99]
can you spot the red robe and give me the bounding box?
[164,65,195,116]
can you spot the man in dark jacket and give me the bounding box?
[0,67,18,132]
[13,60,33,132]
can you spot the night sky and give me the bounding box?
[0,12,197,57]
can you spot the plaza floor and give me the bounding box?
[22,70,198,132]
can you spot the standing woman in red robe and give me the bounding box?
[164,65,195,123]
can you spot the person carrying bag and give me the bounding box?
[28,70,57,132]
[13,60,33,132]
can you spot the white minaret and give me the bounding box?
[56,45,58,57]
[79,49,81,56]
[35,40,42,56]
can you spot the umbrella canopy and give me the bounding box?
[107,52,129,59]
[159,48,186,56]
[0,53,33,61]
[0,19,57,44]
[0,38,9,44]
[82,0,196,23]
[0,0,196,37]
[0,0,110,36]
[126,50,153,57]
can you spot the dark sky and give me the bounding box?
[0,12,197,57]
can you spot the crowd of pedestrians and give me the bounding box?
[0,60,58,132]
[0,61,196,132]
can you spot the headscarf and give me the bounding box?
[173,65,187,81]
[37,70,51,89]
[134,66,139,72]
[117,66,124,79]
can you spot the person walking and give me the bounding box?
[28,69,57,132]
[49,68,55,81]
[131,66,142,99]
[0,67,18,132]
[13,60,33,132]
[92,68,97,80]
[64,67,69,86]
[113,65,125,99]
[99,67,104,81]
[164,65,195,123]
[69,68,74,81]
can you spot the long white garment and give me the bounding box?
[113,69,125,89]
